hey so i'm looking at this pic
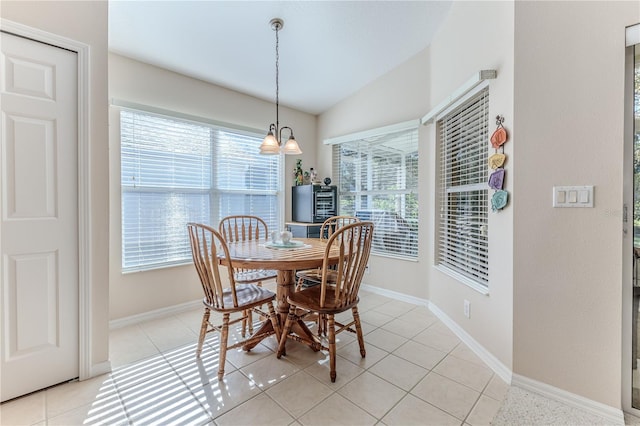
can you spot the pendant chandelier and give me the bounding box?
[259,18,302,155]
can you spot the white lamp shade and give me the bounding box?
[259,132,280,155]
[282,136,302,155]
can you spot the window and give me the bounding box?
[331,124,419,258]
[120,109,281,271]
[436,88,489,288]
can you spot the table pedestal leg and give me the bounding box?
[241,312,275,351]
[276,270,323,352]
[243,269,322,352]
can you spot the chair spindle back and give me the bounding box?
[219,215,269,243]
[187,222,238,309]
[320,221,374,309]
[320,215,359,241]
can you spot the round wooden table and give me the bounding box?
[220,237,339,350]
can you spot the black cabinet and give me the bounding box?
[291,185,337,223]
[286,222,321,239]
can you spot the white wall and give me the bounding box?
[426,1,515,371]
[318,1,515,368]
[108,54,317,319]
[513,1,639,408]
[317,40,433,302]
[0,1,110,370]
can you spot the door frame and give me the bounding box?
[623,22,640,416]
[0,19,93,381]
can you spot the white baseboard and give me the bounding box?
[426,299,623,424]
[512,374,625,425]
[360,283,429,307]
[360,284,511,383]
[90,360,112,378]
[109,299,202,330]
[427,300,513,384]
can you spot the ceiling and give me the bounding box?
[108,1,452,115]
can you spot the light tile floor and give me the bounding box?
[1,287,510,425]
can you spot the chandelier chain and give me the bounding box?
[259,18,301,155]
[275,24,279,131]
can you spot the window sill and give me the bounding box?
[122,260,192,274]
[435,265,489,295]
[371,251,419,262]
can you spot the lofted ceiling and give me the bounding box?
[109,1,452,115]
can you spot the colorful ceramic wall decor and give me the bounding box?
[488,115,509,211]
[491,190,508,211]
[489,168,505,190]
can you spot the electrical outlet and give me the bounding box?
[464,300,470,318]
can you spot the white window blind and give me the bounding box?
[215,129,280,228]
[121,109,280,271]
[332,126,418,258]
[437,88,489,287]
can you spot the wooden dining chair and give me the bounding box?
[296,215,360,288]
[277,221,374,382]
[295,215,360,335]
[219,215,277,335]
[187,222,281,380]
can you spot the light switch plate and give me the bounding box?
[553,185,594,208]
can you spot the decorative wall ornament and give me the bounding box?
[488,115,509,211]
[488,168,505,190]
[490,120,508,149]
[488,153,506,169]
[491,190,509,211]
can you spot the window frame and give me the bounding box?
[328,121,419,260]
[118,105,283,272]
[434,84,490,293]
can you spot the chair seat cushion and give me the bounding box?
[234,269,277,284]
[206,284,276,312]
[287,285,358,314]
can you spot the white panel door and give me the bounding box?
[0,31,79,402]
